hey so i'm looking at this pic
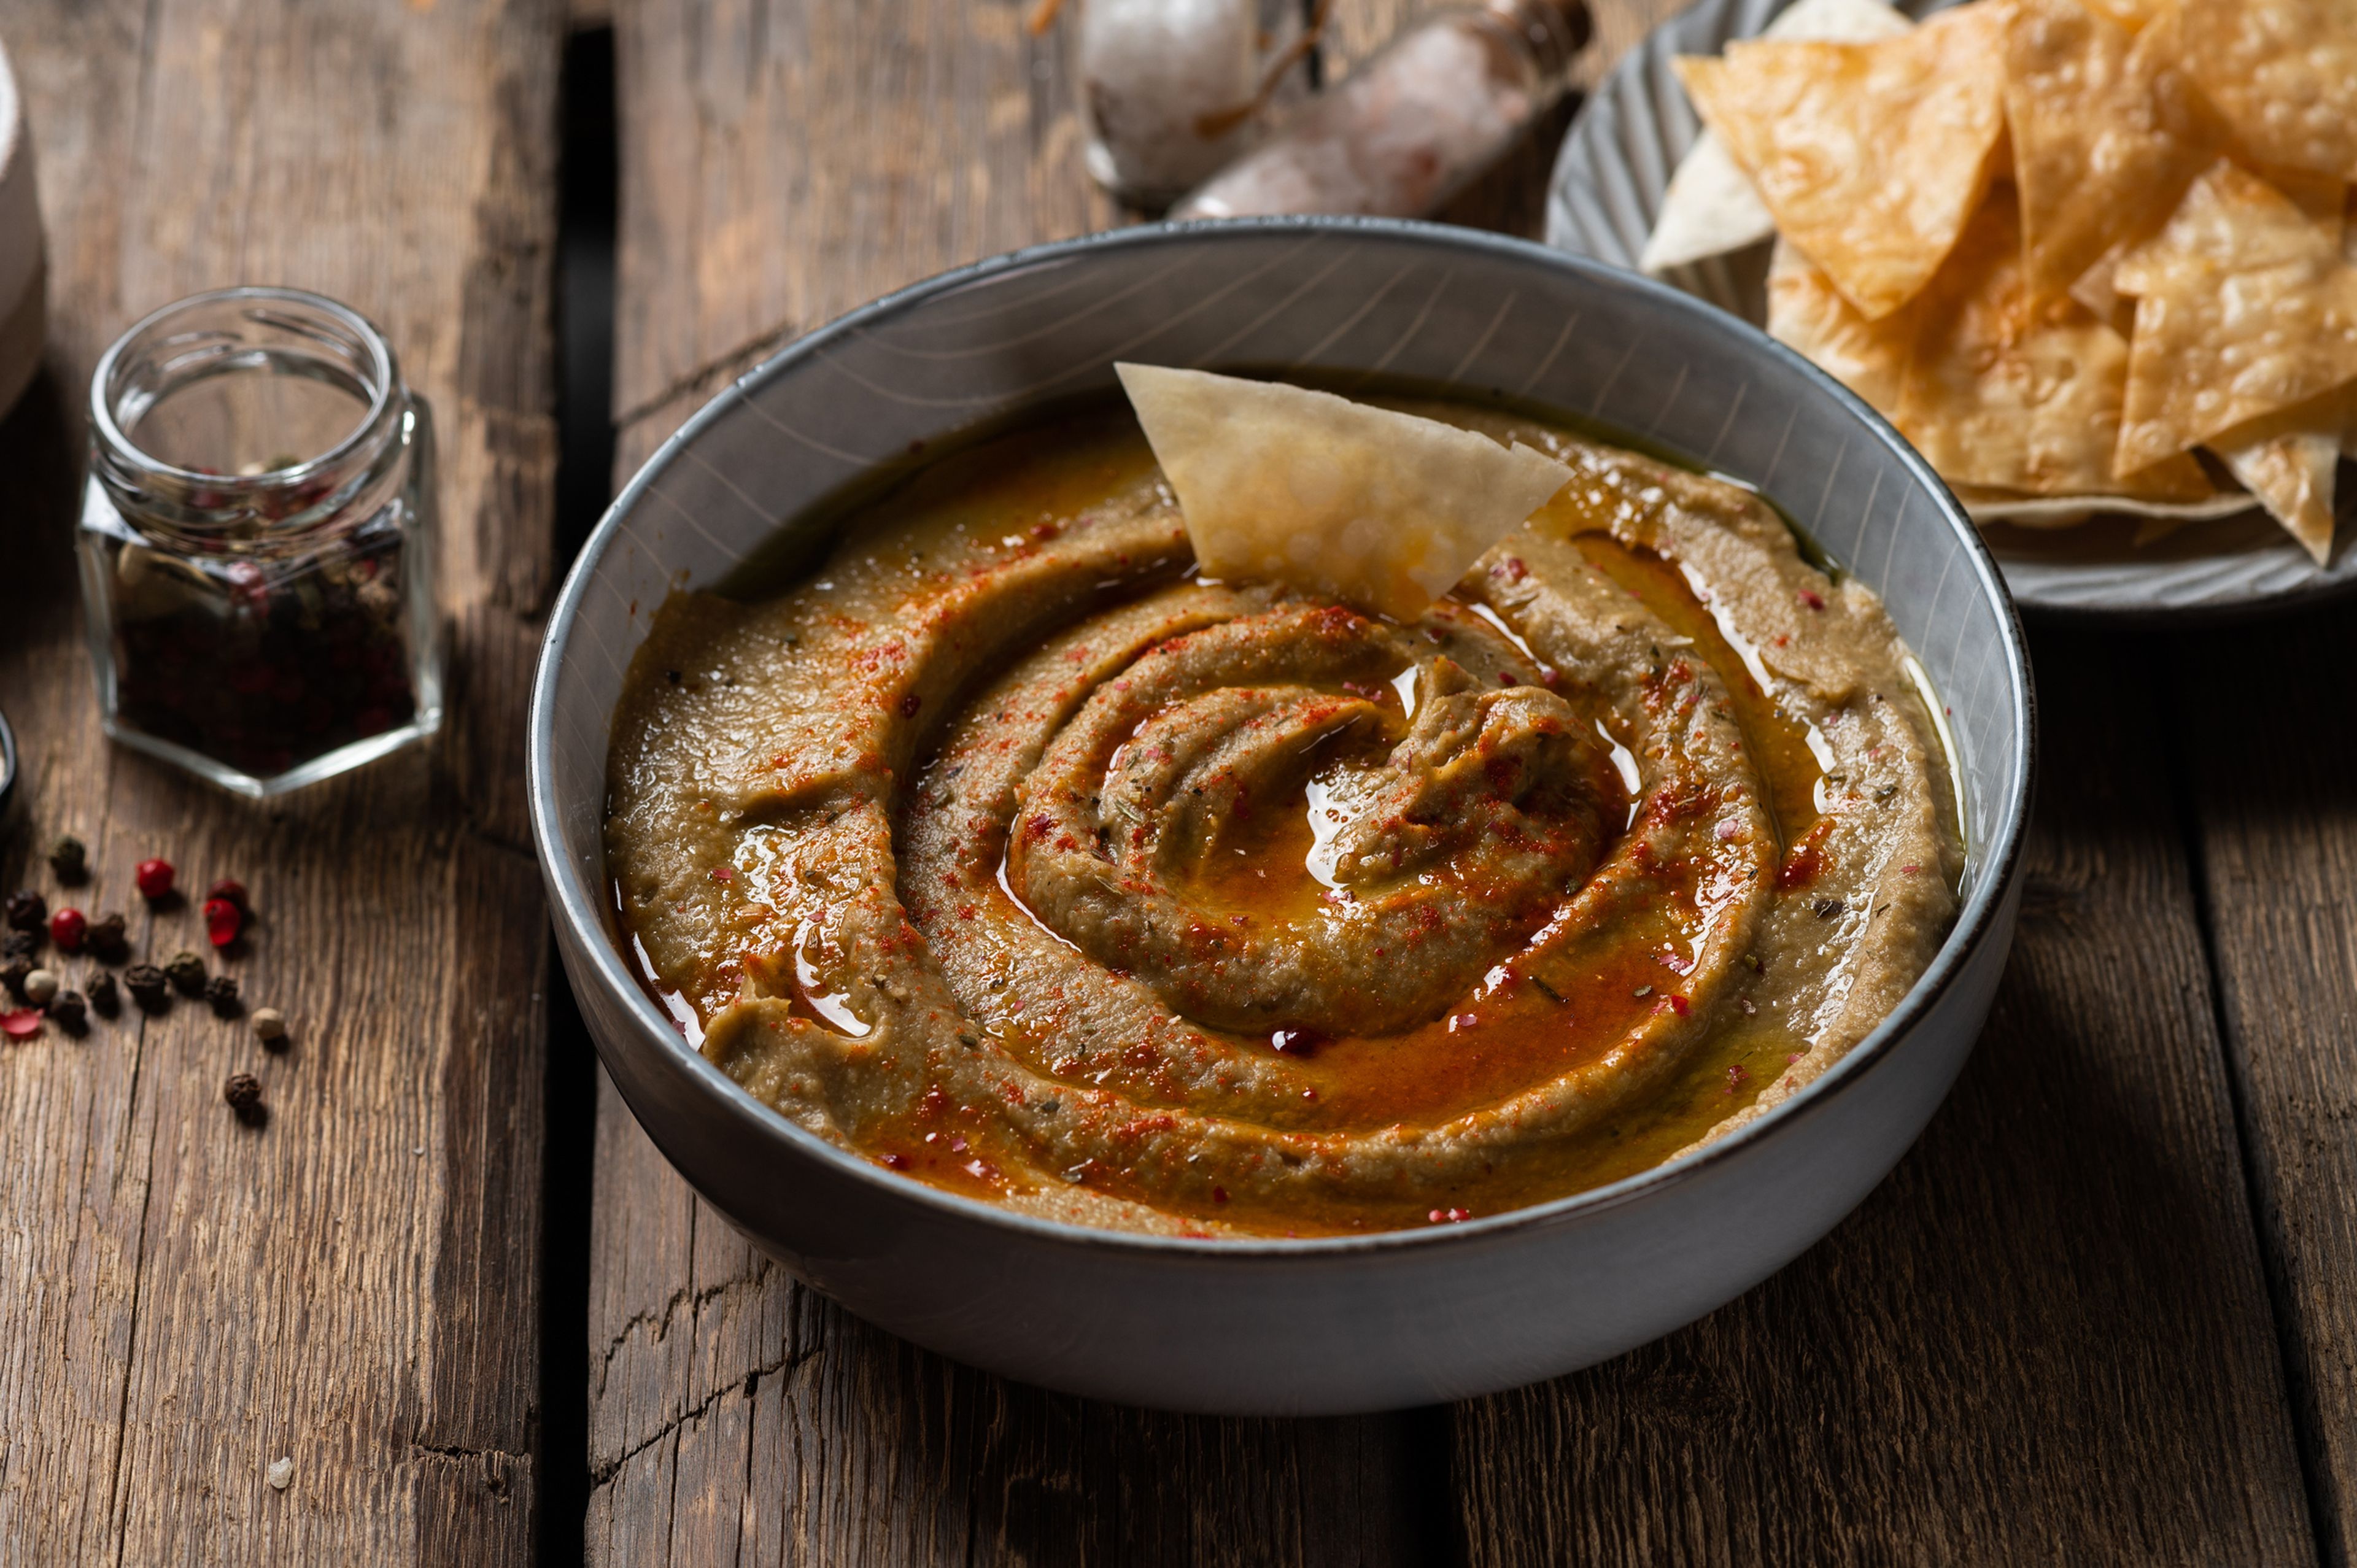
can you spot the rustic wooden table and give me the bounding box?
[1,0,2349,1561]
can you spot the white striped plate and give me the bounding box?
[1543,0,2357,618]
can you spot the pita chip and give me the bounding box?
[1115,366,1573,620]
[2204,385,2357,561]
[2181,0,2357,182]
[2003,1,2215,299]
[2067,241,2139,336]
[1953,484,2255,528]
[2212,431,2341,562]
[2113,160,2357,475]
[1765,238,1916,414]
[1674,3,2011,320]
[2079,0,2164,25]
[1643,0,1913,275]
[1894,190,2213,498]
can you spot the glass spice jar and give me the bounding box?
[78,286,442,798]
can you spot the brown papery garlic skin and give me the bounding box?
[1078,0,1310,207]
[1170,0,1589,221]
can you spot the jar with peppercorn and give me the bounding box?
[79,286,442,797]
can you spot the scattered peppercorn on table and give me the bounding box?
[0,1,2351,1562]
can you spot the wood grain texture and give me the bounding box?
[2173,610,2357,1567]
[0,0,562,1559]
[609,0,1117,474]
[1451,625,2317,1567]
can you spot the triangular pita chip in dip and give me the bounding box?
[1115,365,1573,620]
[2113,160,2357,475]
[2180,0,2357,182]
[2003,1,2215,300]
[1674,4,2011,321]
[1641,0,1913,276]
[1892,190,2214,500]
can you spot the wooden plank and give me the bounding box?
[2173,611,2357,1564]
[1450,625,2316,1567]
[0,0,562,1559]
[608,0,1117,472]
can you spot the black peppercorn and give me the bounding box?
[124,964,170,1010]
[1,930,36,962]
[204,974,241,1016]
[88,971,119,1015]
[4,890,45,931]
[1,957,29,1000]
[48,836,88,883]
[47,991,86,1032]
[223,1072,267,1127]
[86,912,129,962]
[164,950,207,995]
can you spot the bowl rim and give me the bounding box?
[529,214,2037,1261]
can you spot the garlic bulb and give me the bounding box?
[1077,0,1306,207]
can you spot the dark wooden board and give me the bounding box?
[0,0,562,1558]
[2173,610,2357,1566]
[1451,625,2317,1567]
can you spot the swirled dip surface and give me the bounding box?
[607,404,1962,1236]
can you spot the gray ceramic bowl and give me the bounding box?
[529,218,2034,1416]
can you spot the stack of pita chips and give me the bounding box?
[1654,0,2357,563]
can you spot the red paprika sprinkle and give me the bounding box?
[49,909,87,952]
[1669,994,1691,1018]
[202,898,242,948]
[1798,589,1825,610]
[1427,1207,1473,1224]
[1726,1064,1750,1093]
[134,859,176,900]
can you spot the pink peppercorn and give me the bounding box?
[134,859,175,900]
[48,909,87,952]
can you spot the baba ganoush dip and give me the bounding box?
[606,401,1962,1237]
